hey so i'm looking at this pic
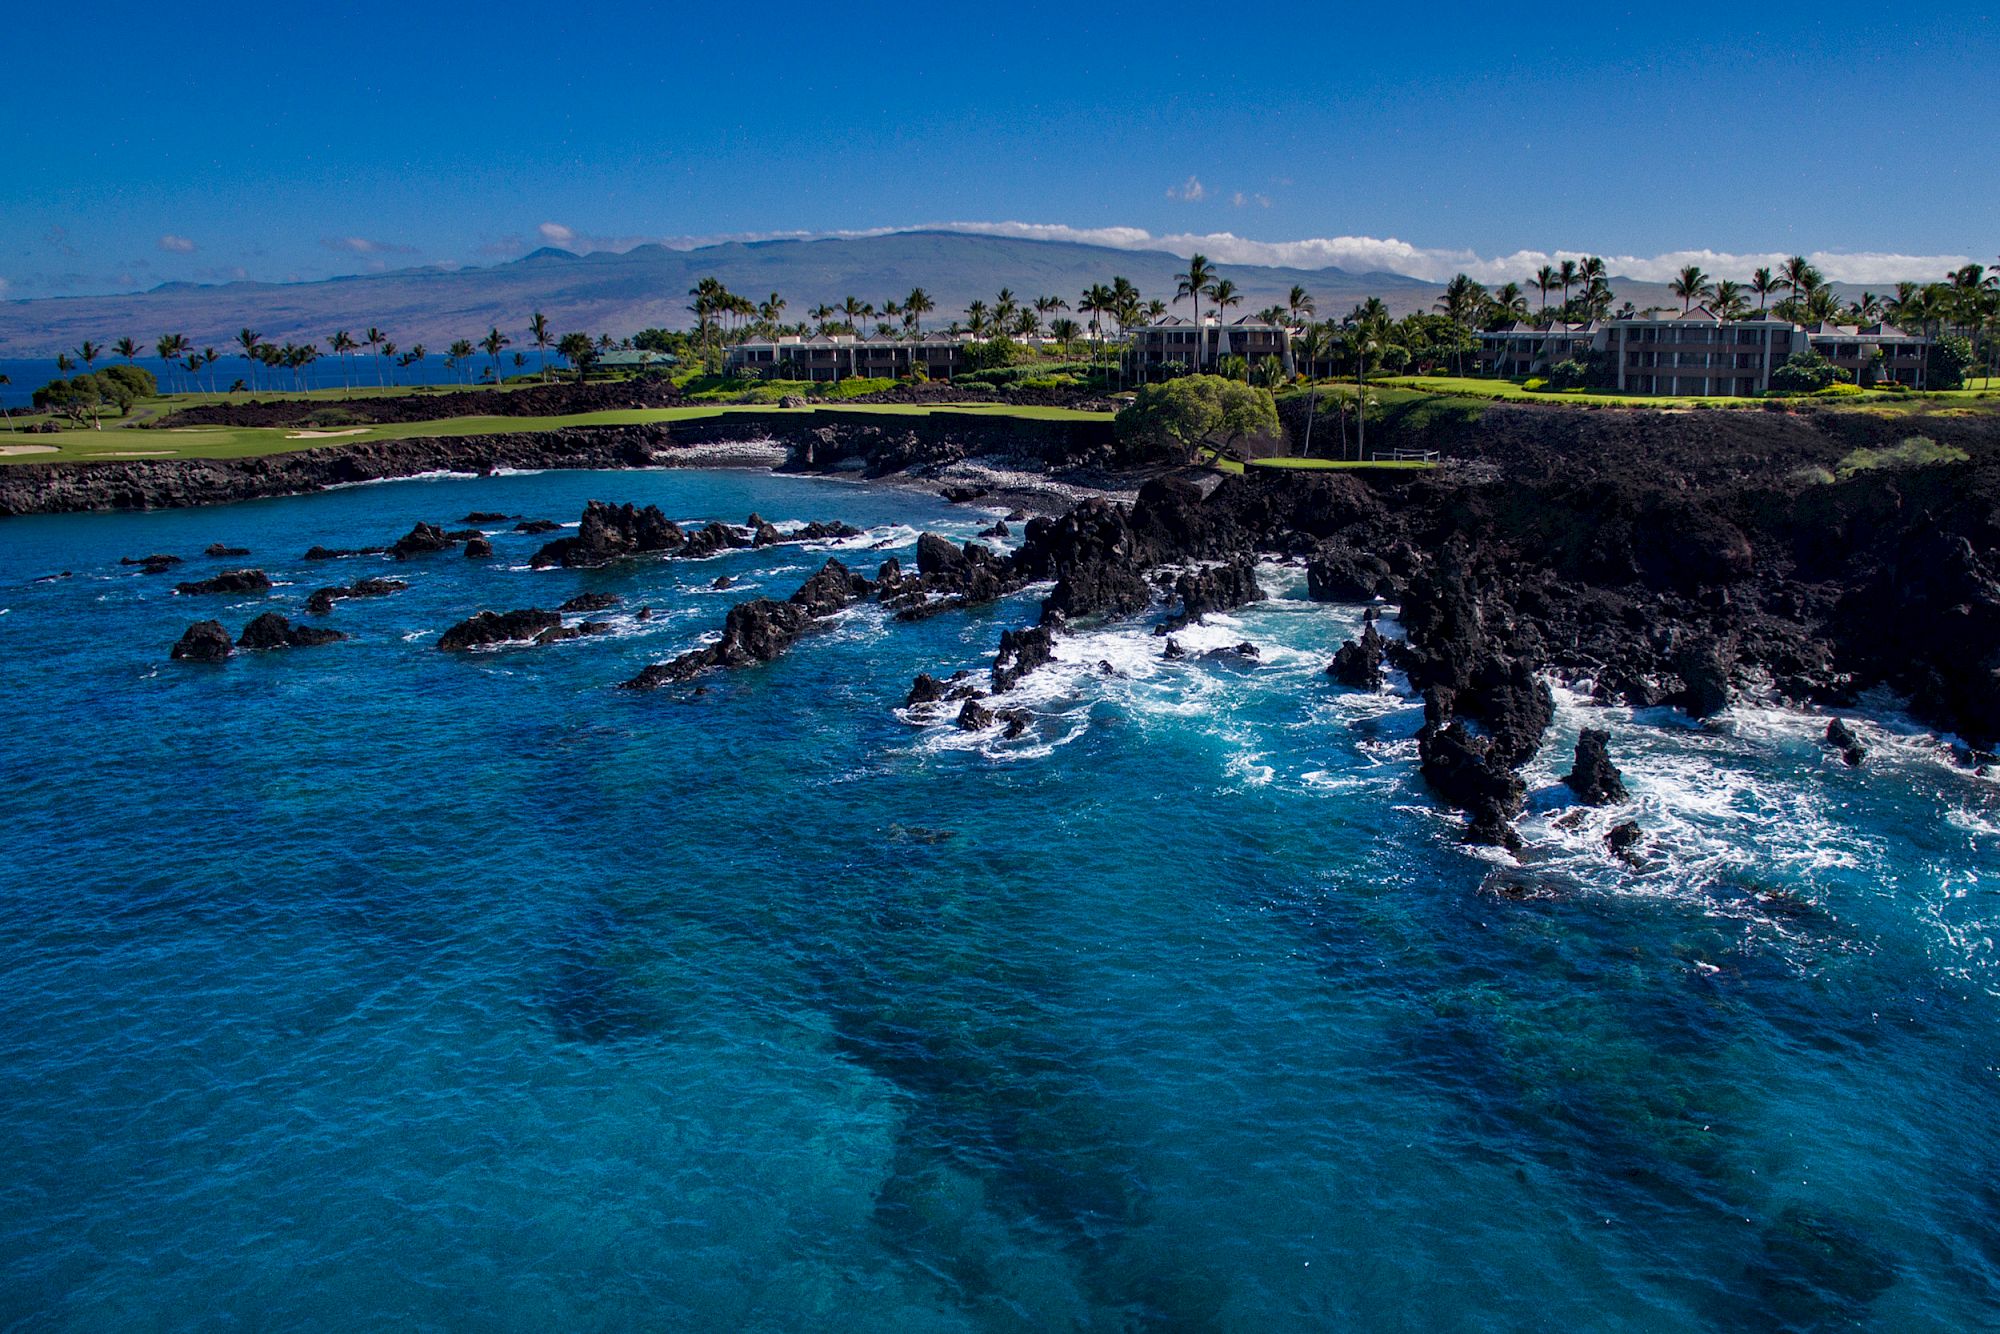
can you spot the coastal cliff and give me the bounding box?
[0,411,1119,517]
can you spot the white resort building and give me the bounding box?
[1476,308,1933,394]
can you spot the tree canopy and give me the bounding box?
[1115,374,1278,463]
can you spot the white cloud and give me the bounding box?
[898,222,1970,285]
[1166,176,1207,202]
[157,234,196,254]
[322,236,416,256]
[468,218,1967,286]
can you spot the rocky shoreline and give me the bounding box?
[0,410,1122,518]
[16,401,2000,850]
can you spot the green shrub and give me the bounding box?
[1928,334,1975,390]
[1546,359,1591,390]
[1522,376,1550,392]
[1770,350,1845,394]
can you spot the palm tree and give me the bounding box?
[327,330,358,388]
[1287,284,1316,328]
[527,311,552,381]
[1779,256,1822,322]
[1711,280,1747,321]
[0,373,12,431]
[966,300,990,338]
[759,293,788,336]
[235,328,264,392]
[556,332,595,383]
[406,344,426,385]
[447,338,475,384]
[480,327,511,384]
[1175,253,1218,369]
[1557,259,1580,319]
[1670,264,1713,313]
[1295,321,1334,454]
[1343,312,1390,461]
[1049,317,1081,358]
[1750,268,1778,313]
[1079,284,1113,364]
[1533,265,1559,322]
[364,327,387,386]
[1436,273,1486,374]
[903,287,933,340]
[113,337,140,366]
[379,341,399,386]
[1205,278,1242,319]
[155,334,188,391]
[1492,283,1530,322]
[75,340,103,374]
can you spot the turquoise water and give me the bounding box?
[1,467,1996,1331]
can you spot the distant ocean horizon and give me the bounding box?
[0,352,572,412]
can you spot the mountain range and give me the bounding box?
[0,230,1878,357]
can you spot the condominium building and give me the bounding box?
[724,332,972,382]
[1476,308,1933,394]
[1125,316,1294,376]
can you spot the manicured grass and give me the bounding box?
[1376,374,2000,411]
[0,401,1114,465]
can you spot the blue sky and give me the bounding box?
[2,2,1995,297]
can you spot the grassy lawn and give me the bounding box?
[1376,374,2000,410]
[1198,447,1432,475]
[0,401,1114,465]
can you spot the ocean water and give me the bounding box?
[0,466,1996,1331]
[0,355,567,411]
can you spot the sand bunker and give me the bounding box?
[284,428,371,439]
[0,445,58,457]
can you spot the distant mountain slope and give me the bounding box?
[0,230,1440,356]
[0,230,1900,357]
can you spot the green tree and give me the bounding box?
[1114,374,1279,464]
[1711,280,1747,320]
[1751,267,1778,312]
[1435,273,1487,374]
[112,336,140,365]
[527,311,552,381]
[1175,253,1218,369]
[1533,265,1559,321]
[327,330,358,388]
[1927,333,1975,390]
[480,326,511,383]
[1670,264,1713,313]
[236,328,264,392]
[556,331,596,383]
[1777,256,1822,322]
[1287,284,1316,327]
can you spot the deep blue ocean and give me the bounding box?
[0,355,563,411]
[1,466,1996,1330]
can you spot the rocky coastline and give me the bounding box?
[15,400,2000,849]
